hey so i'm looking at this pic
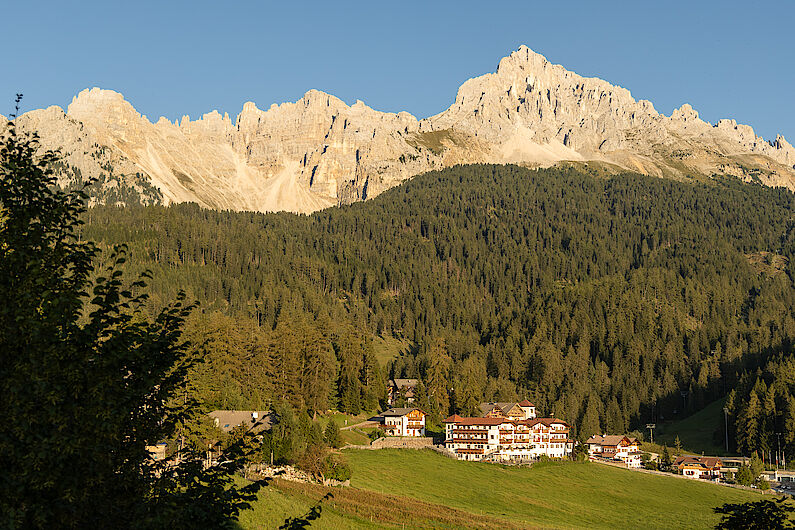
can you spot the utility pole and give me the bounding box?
[723,407,729,453]
[776,433,784,471]
[646,423,656,444]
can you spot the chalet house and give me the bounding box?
[208,410,276,434]
[586,435,642,468]
[674,456,723,480]
[387,379,418,406]
[443,415,573,461]
[380,407,426,437]
[478,400,537,420]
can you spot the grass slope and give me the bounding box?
[240,449,759,529]
[238,478,521,529]
[371,335,413,369]
[656,398,730,456]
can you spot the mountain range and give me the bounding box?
[9,45,795,213]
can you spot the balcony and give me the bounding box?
[451,429,487,435]
[456,448,485,454]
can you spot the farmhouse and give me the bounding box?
[387,379,418,406]
[586,435,642,468]
[443,415,573,461]
[380,407,426,437]
[673,456,723,480]
[479,400,536,420]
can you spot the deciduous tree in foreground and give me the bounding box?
[714,497,794,530]
[0,99,261,528]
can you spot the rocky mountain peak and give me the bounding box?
[14,46,795,214]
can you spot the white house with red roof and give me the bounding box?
[525,418,573,459]
[518,400,536,420]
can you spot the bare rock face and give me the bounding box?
[13,46,795,213]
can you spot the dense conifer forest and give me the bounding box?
[82,164,795,455]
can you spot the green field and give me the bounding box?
[238,449,759,529]
[655,398,731,456]
[314,411,378,446]
[371,335,413,368]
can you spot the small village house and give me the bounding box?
[380,407,426,437]
[387,379,418,406]
[586,435,642,468]
[673,456,723,480]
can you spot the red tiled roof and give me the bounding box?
[674,456,722,469]
[523,418,570,428]
[587,435,632,446]
[447,416,515,426]
[458,417,512,426]
[518,400,535,407]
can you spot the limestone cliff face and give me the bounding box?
[13,46,795,213]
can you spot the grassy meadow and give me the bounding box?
[238,449,760,529]
[655,398,729,456]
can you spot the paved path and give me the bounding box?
[341,420,379,430]
[591,458,768,494]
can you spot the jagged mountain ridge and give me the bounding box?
[9,46,795,213]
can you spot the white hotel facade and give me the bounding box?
[443,415,573,461]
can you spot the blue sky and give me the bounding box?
[4,0,793,141]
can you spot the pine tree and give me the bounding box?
[661,445,673,471]
[425,338,452,418]
[739,393,761,455]
[324,420,342,448]
[579,394,602,440]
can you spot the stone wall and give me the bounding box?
[249,464,350,487]
[345,436,436,450]
[371,436,435,449]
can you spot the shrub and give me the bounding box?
[736,466,754,487]
[324,455,352,482]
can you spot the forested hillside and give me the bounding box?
[83,164,795,454]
